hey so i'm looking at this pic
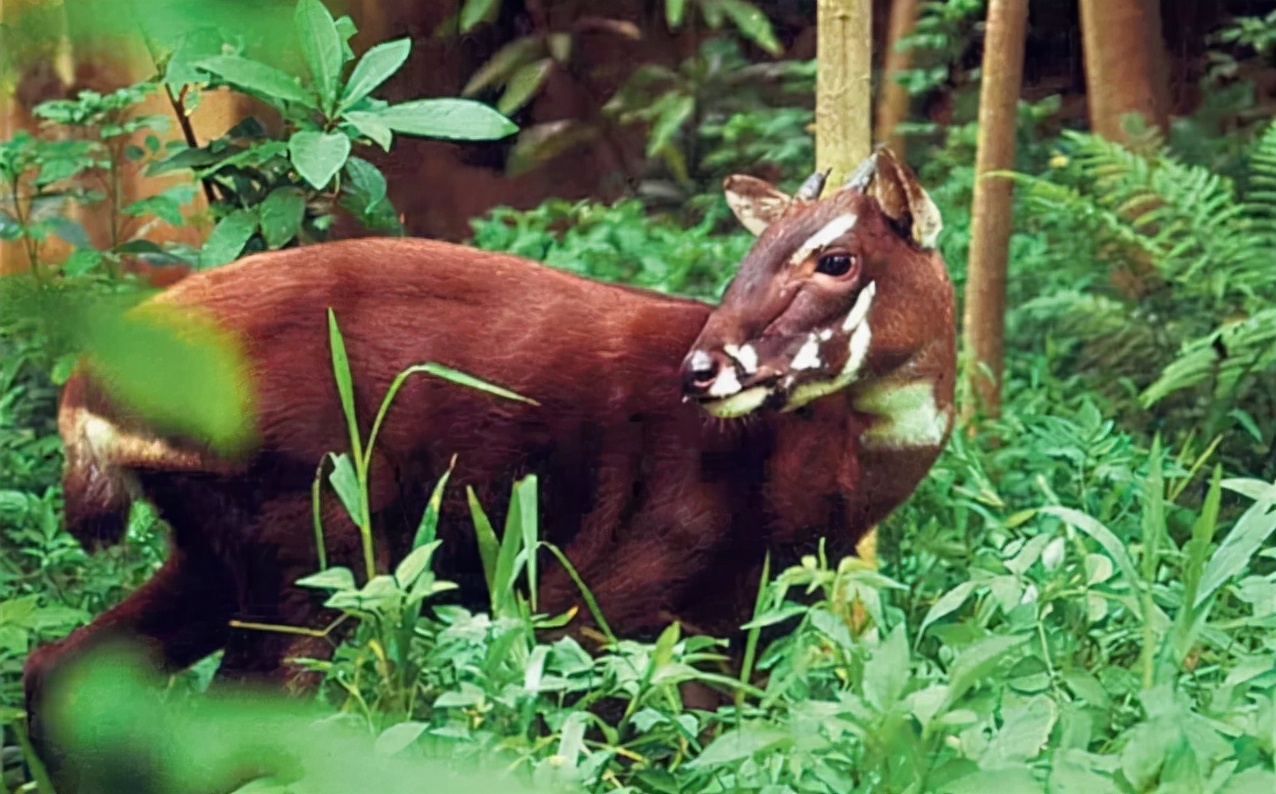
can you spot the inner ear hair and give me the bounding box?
[864,149,943,250]
[723,175,793,236]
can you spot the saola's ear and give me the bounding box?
[723,175,792,236]
[848,148,943,250]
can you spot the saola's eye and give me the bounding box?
[815,252,857,277]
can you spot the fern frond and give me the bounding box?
[1142,308,1276,406]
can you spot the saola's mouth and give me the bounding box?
[686,282,877,419]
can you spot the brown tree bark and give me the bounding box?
[815,0,877,571]
[962,0,1028,422]
[1078,0,1171,140]
[874,0,920,156]
[815,0,872,185]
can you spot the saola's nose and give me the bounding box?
[681,349,733,398]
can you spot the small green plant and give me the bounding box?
[149,0,516,265]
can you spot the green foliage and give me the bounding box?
[148,0,515,263]
[469,196,754,300]
[1003,121,1276,470]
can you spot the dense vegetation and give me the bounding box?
[1,1,1274,793]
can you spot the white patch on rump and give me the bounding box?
[854,380,951,450]
[73,409,227,472]
[789,213,858,266]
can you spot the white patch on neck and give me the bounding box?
[789,213,858,266]
[854,380,950,450]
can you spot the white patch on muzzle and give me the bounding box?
[723,343,758,375]
[782,281,877,411]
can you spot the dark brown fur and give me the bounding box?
[26,156,955,790]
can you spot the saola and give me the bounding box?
[25,149,955,789]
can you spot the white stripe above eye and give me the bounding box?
[789,213,858,266]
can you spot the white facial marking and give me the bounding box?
[818,329,833,342]
[779,281,878,411]
[689,349,713,373]
[789,213,858,266]
[784,320,873,411]
[702,385,771,418]
[854,380,951,450]
[723,343,758,375]
[790,334,823,371]
[707,365,743,398]
[841,281,877,332]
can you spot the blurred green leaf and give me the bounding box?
[340,37,410,110]
[289,130,352,189]
[295,0,344,113]
[377,99,517,141]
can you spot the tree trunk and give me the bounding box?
[815,0,872,185]
[874,0,920,156]
[1078,0,1171,140]
[961,0,1028,422]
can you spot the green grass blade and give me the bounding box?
[419,362,539,405]
[412,455,456,550]
[326,309,363,468]
[466,485,501,600]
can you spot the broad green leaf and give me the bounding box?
[328,453,364,528]
[344,110,394,150]
[1195,492,1276,609]
[459,0,498,32]
[378,98,517,141]
[341,38,411,110]
[296,566,356,592]
[199,208,259,267]
[258,187,307,249]
[863,623,909,712]
[686,725,792,768]
[719,0,782,54]
[196,55,312,107]
[295,0,344,112]
[498,59,553,115]
[373,722,428,758]
[393,541,440,588]
[946,633,1031,705]
[289,131,351,189]
[982,696,1057,766]
[919,580,977,639]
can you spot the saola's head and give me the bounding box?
[681,149,955,437]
